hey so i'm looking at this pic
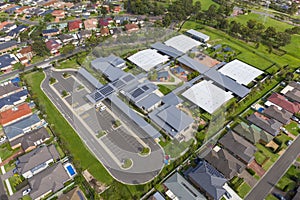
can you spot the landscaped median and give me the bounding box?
[23,71,113,185]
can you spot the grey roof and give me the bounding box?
[205,148,246,179]
[0,54,17,69]
[164,172,206,200]
[233,122,274,144]
[109,94,161,139]
[289,81,300,91]
[178,54,210,74]
[17,145,59,175]
[263,105,292,124]
[4,114,41,141]
[136,93,161,110]
[10,127,50,150]
[247,113,282,136]
[285,89,300,103]
[186,29,210,42]
[204,68,250,98]
[58,34,74,42]
[78,68,103,89]
[187,161,227,200]
[152,192,166,200]
[149,105,194,137]
[105,54,126,68]
[0,82,20,97]
[126,81,158,103]
[0,89,28,110]
[162,92,183,106]
[0,40,17,51]
[151,42,184,58]
[219,131,257,164]
[29,163,70,200]
[91,58,125,81]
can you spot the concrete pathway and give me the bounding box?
[0,158,13,196]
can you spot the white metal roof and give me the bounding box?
[218,59,263,86]
[182,80,234,114]
[164,35,201,53]
[186,29,210,42]
[127,49,169,71]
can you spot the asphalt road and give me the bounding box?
[42,69,164,184]
[245,135,300,200]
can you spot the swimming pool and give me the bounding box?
[64,163,77,177]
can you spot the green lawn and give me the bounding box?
[256,143,279,171]
[0,143,20,161]
[57,58,80,69]
[229,13,293,32]
[254,151,267,165]
[196,0,219,10]
[162,139,194,159]
[282,35,300,59]
[265,194,279,200]
[24,71,113,184]
[285,121,300,136]
[276,165,300,192]
[158,84,177,95]
[237,182,252,198]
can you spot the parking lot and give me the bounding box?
[46,70,164,183]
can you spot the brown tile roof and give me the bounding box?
[125,23,139,31]
[0,103,32,126]
[268,93,300,113]
[20,46,32,54]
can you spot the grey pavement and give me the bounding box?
[41,69,164,184]
[1,169,13,180]
[245,135,300,200]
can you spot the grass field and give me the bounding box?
[256,143,279,171]
[196,0,219,10]
[237,182,252,198]
[229,13,293,32]
[57,58,80,69]
[276,165,299,192]
[158,84,177,95]
[0,143,20,161]
[182,21,300,71]
[24,71,113,185]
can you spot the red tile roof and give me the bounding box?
[0,103,32,125]
[45,39,60,51]
[267,93,300,113]
[68,20,82,31]
[99,18,109,26]
[20,46,32,54]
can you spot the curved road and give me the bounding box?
[41,69,164,184]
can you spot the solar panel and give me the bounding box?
[123,74,135,82]
[94,91,104,101]
[131,88,144,98]
[99,85,114,96]
[112,79,125,89]
[142,85,149,91]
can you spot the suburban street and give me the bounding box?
[245,135,300,200]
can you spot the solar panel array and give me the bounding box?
[99,85,114,96]
[131,88,144,98]
[142,85,149,91]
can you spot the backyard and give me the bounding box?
[276,165,300,192]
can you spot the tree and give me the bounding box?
[44,13,53,22]
[264,27,277,39]
[100,6,108,17]
[60,44,75,55]
[247,19,256,29]
[276,32,291,47]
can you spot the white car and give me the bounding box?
[100,105,107,112]
[22,188,31,196]
[0,136,6,143]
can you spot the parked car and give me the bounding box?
[22,188,31,196]
[273,193,286,200]
[100,105,107,112]
[0,136,6,143]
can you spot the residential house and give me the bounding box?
[114,16,129,25]
[4,113,45,141]
[263,105,292,124]
[18,46,34,64]
[0,21,13,30]
[281,81,300,103]
[28,162,70,200]
[51,9,65,21]
[186,160,227,200]
[162,92,183,106]
[0,81,23,99]
[149,105,194,139]
[219,131,257,164]
[163,172,206,200]
[0,103,32,126]
[77,30,92,41]
[149,192,165,200]
[157,71,170,82]
[266,93,300,114]
[247,112,283,136]
[0,40,17,54]
[204,146,246,179]
[0,89,28,112]
[136,93,162,113]
[99,18,110,27]
[46,39,61,55]
[233,122,274,144]
[42,28,60,37]
[0,54,18,73]
[58,186,87,200]
[125,23,139,32]
[17,144,59,178]
[100,27,110,37]
[58,34,75,44]
[68,20,82,31]
[2,23,17,33]
[84,18,98,30]
[15,6,31,15]
[10,127,50,152]
[7,25,27,39]
[111,4,122,13]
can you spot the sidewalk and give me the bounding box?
[0,158,13,196]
